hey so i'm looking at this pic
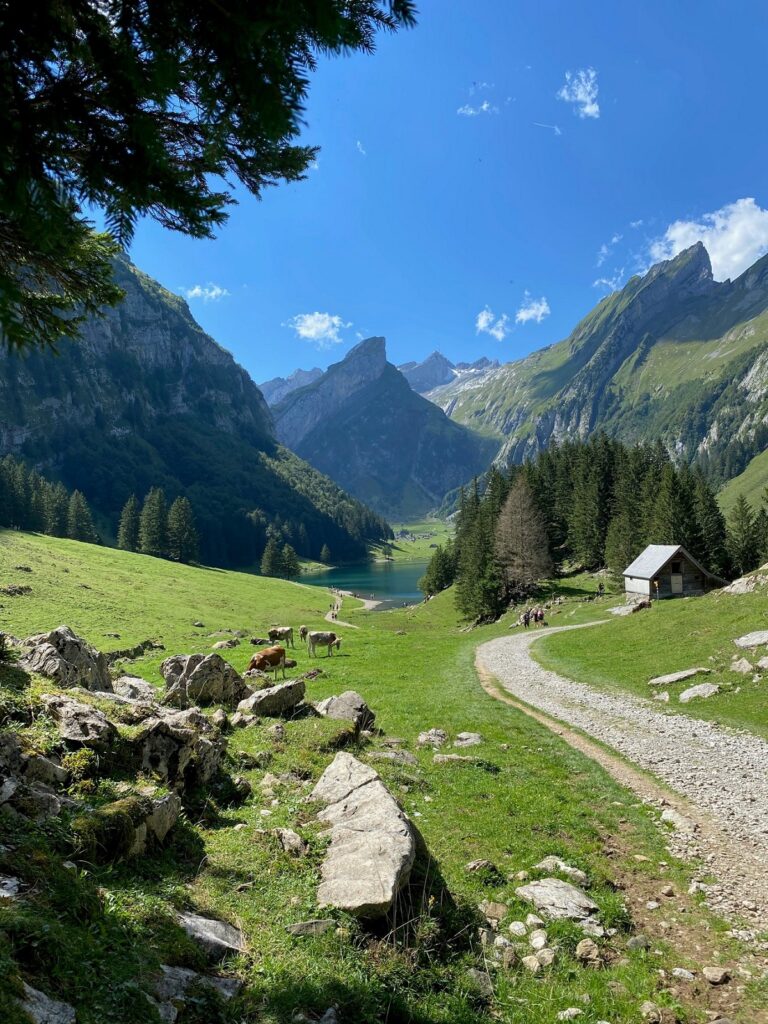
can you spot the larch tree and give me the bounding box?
[494,475,552,593]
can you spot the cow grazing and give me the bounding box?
[247,645,286,679]
[298,625,308,642]
[268,625,294,649]
[307,630,341,658]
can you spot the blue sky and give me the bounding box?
[127,0,768,383]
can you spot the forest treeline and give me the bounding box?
[421,436,768,622]
[0,455,100,544]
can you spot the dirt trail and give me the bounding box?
[477,624,768,929]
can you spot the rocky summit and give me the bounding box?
[272,337,498,518]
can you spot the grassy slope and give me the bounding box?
[534,586,768,739]
[376,520,455,563]
[718,448,768,513]
[0,533,765,1023]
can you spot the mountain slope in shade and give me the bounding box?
[0,258,390,566]
[427,243,768,484]
[273,337,499,518]
[259,366,323,406]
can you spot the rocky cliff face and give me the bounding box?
[0,258,390,566]
[398,351,455,393]
[0,257,274,454]
[272,338,498,518]
[259,366,323,407]
[426,244,768,484]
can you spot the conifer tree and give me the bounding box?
[281,543,300,578]
[260,537,283,577]
[45,483,69,537]
[117,495,140,552]
[494,475,552,592]
[320,543,332,564]
[138,487,168,557]
[67,490,99,543]
[167,497,199,563]
[727,495,758,576]
[419,540,456,595]
[692,472,729,577]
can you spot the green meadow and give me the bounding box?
[0,531,764,1023]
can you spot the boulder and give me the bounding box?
[515,878,599,922]
[152,965,241,1002]
[20,625,111,691]
[454,731,483,747]
[311,752,416,917]
[369,750,418,766]
[113,675,156,701]
[133,710,225,790]
[679,682,720,703]
[161,653,249,708]
[15,983,76,1024]
[212,638,240,650]
[733,630,768,648]
[648,667,710,687]
[314,691,374,730]
[236,678,306,717]
[41,693,117,750]
[0,874,21,899]
[273,827,308,856]
[433,753,476,765]
[146,793,182,843]
[417,728,447,748]
[731,657,753,674]
[177,910,246,961]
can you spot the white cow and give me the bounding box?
[307,630,341,657]
[268,626,294,649]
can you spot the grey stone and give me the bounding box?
[133,710,225,790]
[369,750,418,766]
[648,667,710,686]
[508,920,527,937]
[153,965,241,1001]
[237,678,306,717]
[273,827,308,856]
[464,967,493,999]
[16,983,76,1024]
[177,910,246,960]
[41,693,117,750]
[626,934,650,951]
[23,754,68,786]
[731,656,754,674]
[113,675,156,701]
[311,752,416,917]
[453,731,483,747]
[315,691,374,730]
[653,691,670,702]
[285,919,335,937]
[733,630,768,648]
[703,965,730,985]
[212,638,240,649]
[161,653,249,708]
[534,856,588,885]
[535,947,555,966]
[417,728,447,748]
[556,1011,582,1022]
[679,682,720,703]
[640,1001,661,1022]
[671,967,695,981]
[0,874,20,899]
[433,753,475,765]
[521,954,541,973]
[515,877,599,921]
[146,793,182,843]
[529,928,548,950]
[212,708,228,729]
[21,625,111,691]
[575,937,600,962]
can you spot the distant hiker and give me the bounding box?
[523,610,530,629]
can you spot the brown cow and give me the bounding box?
[247,644,286,679]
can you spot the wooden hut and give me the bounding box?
[623,544,725,601]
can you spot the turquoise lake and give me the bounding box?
[301,560,429,609]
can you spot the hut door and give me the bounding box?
[671,573,683,594]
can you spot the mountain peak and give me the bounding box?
[344,336,387,363]
[647,241,714,292]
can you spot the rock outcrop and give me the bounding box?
[20,626,111,691]
[515,878,600,922]
[133,708,225,790]
[177,911,246,961]
[161,653,250,708]
[15,982,76,1024]
[41,693,118,750]
[311,752,417,917]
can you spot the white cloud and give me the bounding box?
[596,232,623,266]
[283,312,352,349]
[648,198,768,281]
[183,283,230,302]
[630,219,644,229]
[469,81,493,95]
[593,268,625,293]
[533,122,562,136]
[355,140,367,156]
[557,67,600,119]
[457,99,498,117]
[475,306,510,342]
[515,292,551,325]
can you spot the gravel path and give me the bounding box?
[477,624,768,928]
